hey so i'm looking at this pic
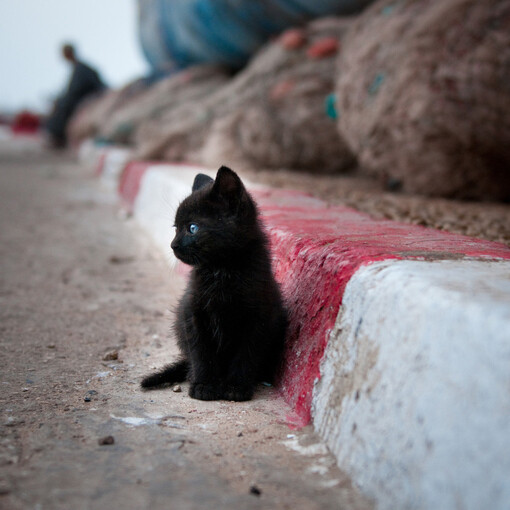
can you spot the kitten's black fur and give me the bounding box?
[141,166,287,401]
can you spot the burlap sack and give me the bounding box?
[98,65,230,145]
[335,0,510,200]
[67,79,148,145]
[133,86,213,162]
[136,18,355,174]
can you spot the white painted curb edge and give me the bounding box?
[313,259,510,510]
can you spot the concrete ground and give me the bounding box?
[0,137,372,510]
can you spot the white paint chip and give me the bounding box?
[282,437,329,456]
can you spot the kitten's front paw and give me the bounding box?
[223,385,253,402]
[189,383,222,401]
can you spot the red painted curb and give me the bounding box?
[118,162,149,210]
[118,161,169,211]
[95,153,106,177]
[259,199,510,423]
[117,161,202,211]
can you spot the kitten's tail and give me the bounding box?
[140,359,189,389]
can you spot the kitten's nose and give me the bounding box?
[170,238,178,251]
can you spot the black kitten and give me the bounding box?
[141,166,287,401]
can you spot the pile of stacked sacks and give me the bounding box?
[69,0,510,200]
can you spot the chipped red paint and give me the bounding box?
[117,161,207,211]
[118,162,155,211]
[95,153,106,177]
[253,189,510,423]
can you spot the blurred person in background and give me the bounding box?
[45,43,106,148]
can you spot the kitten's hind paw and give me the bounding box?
[189,383,223,401]
[223,385,253,402]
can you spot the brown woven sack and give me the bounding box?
[98,65,230,145]
[336,0,510,200]
[67,79,148,145]
[133,80,217,161]
[201,18,355,173]
[136,18,355,174]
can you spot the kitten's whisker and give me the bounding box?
[161,193,180,218]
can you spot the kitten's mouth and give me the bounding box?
[172,247,184,260]
[172,248,196,266]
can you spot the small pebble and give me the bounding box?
[84,391,97,402]
[0,483,11,495]
[109,255,134,265]
[250,485,262,497]
[237,431,243,437]
[102,350,119,361]
[172,385,182,393]
[98,435,115,445]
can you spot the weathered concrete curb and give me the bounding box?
[84,142,510,510]
[314,258,510,510]
[78,140,131,189]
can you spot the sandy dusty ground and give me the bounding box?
[245,168,510,247]
[0,138,372,510]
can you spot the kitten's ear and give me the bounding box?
[192,173,214,192]
[212,166,245,202]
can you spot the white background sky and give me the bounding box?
[0,0,148,113]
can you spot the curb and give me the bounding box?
[84,141,510,510]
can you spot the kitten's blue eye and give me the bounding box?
[188,223,199,235]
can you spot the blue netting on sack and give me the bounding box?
[138,0,374,71]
